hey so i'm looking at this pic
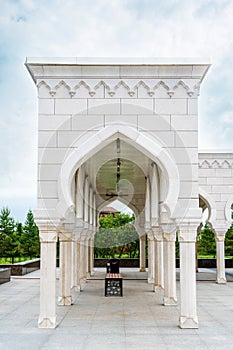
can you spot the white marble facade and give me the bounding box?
[25,58,233,329]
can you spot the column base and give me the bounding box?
[80,281,87,291]
[179,316,199,329]
[72,285,81,292]
[163,296,177,306]
[38,316,56,329]
[139,267,146,272]
[216,277,227,284]
[148,278,154,284]
[57,296,72,306]
[153,285,164,293]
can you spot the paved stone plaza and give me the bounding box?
[1,268,233,350]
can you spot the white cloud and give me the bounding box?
[0,0,233,219]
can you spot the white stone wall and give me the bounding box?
[25,61,209,221]
[198,152,233,229]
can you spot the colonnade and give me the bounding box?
[38,166,97,328]
[37,163,229,330]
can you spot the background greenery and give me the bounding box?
[0,207,39,263]
[0,207,232,262]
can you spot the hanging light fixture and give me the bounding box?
[116,137,120,154]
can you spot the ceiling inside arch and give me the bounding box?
[83,137,152,214]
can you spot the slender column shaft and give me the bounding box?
[38,231,57,329]
[216,235,226,284]
[154,240,164,291]
[139,235,146,272]
[80,238,86,284]
[71,241,75,289]
[178,222,199,329]
[163,233,177,306]
[89,238,94,276]
[73,239,81,291]
[57,240,72,306]
[148,233,155,284]
[85,238,90,277]
[153,227,164,292]
[179,241,198,328]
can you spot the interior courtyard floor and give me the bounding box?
[1,268,233,350]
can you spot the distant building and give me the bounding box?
[99,206,120,217]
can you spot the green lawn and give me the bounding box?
[0,257,34,264]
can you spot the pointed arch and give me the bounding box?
[56,124,180,220]
[97,197,139,218]
[199,187,216,224]
[225,196,233,222]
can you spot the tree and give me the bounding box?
[197,223,216,257]
[21,210,40,258]
[95,213,139,258]
[0,207,19,263]
[225,211,233,256]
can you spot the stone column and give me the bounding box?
[71,240,75,290]
[178,222,199,328]
[57,231,72,306]
[163,231,177,306]
[79,234,86,289]
[84,235,90,278]
[89,236,95,276]
[38,228,57,329]
[147,231,155,284]
[139,234,146,272]
[153,227,164,292]
[72,234,81,292]
[215,234,226,284]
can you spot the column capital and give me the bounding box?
[139,233,146,241]
[212,223,231,236]
[80,233,88,242]
[163,232,176,242]
[147,231,154,241]
[215,234,225,242]
[59,231,73,242]
[36,218,59,232]
[58,219,75,241]
[39,231,57,243]
[152,226,163,241]
[159,222,177,235]
[178,219,200,242]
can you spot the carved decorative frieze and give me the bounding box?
[37,79,200,98]
[199,159,233,169]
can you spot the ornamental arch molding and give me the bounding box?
[199,187,217,224]
[225,196,233,222]
[56,124,180,220]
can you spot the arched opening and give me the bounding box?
[70,135,160,275]
[197,193,217,273]
[56,125,180,221]
[94,203,139,260]
[225,203,233,257]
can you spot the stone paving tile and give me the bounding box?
[1,268,233,349]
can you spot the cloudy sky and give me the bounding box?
[0,0,233,221]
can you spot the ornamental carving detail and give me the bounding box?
[37,79,200,98]
[199,159,233,169]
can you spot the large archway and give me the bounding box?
[56,125,180,221]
